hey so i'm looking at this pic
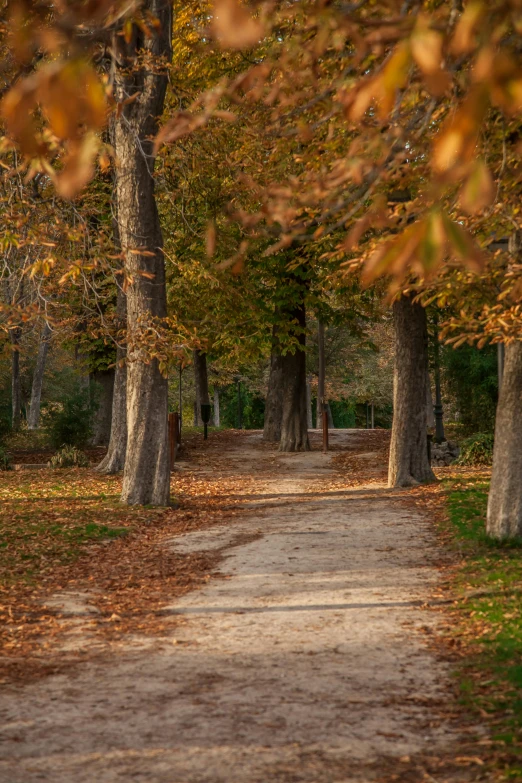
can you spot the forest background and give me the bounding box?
[0,0,518,531]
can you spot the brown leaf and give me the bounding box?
[451,1,485,54]
[55,133,100,200]
[411,18,443,76]
[432,88,488,175]
[211,0,264,49]
[154,111,206,151]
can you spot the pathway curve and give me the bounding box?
[0,431,464,782]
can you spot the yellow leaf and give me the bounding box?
[411,20,443,75]
[451,2,485,54]
[460,160,495,214]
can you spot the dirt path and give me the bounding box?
[0,431,469,782]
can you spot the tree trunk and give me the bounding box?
[279,300,310,453]
[28,322,51,429]
[213,386,220,427]
[388,296,435,487]
[91,368,115,446]
[263,324,284,442]
[96,276,128,473]
[97,351,127,473]
[487,342,522,539]
[306,375,313,429]
[327,402,334,429]
[317,321,326,416]
[10,326,22,431]
[426,372,435,429]
[115,2,172,506]
[193,350,209,426]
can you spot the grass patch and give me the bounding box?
[444,477,522,776]
[0,471,154,588]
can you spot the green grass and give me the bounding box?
[0,471,149,588]
[445,478,522,775]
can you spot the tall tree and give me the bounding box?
[91,368,115,446]
[279,296,310,452]
[388,296,435,487]
[193,350,210,425]
[487,342,522,539]
[28,322,52,429]
[10,326,22,431]
[263,323,284,443]
[114,1,173,505]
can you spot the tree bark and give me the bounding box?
[487,342,522,539]
[96,281,128,473]
[426,372,435,429]
[306,375,313,429]
[388,296,435,487]
[317,322,326,418]
[263,324,284,442]
[28,322,51,429]
[213,387,220,427]
[91,368,115,446]
[327,403,334,429]
[193,350,210,425]
[97,352,127,473]
[115,2,172,505]
[279,299,310,452]
[10,326,22,431]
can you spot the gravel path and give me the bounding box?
[0,431,461,782]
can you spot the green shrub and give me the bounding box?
[441,344,498,435]
[49,445,90,469]
[45,387,96,448]
[0,447,12,471]
[219,384,265,429]
[457,432,494,466]
[0,413,11,447]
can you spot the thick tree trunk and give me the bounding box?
[10,326,22,431]
[279,300,310,453]
[263,324,284,442]
[487,342,522,539]
[193,350,209,425]
[91,368,115,446]
[388,296,435,487]
[28,322,51,429]
[115,2,172,505]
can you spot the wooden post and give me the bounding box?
[168,412,176,471]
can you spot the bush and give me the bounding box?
[49,445,90,468]
[0,447,12,471]
[0,413,11,446]
[441,344,498,435]
[45,387,96,449]
[219,384,265,429]
[457,433,494,466]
